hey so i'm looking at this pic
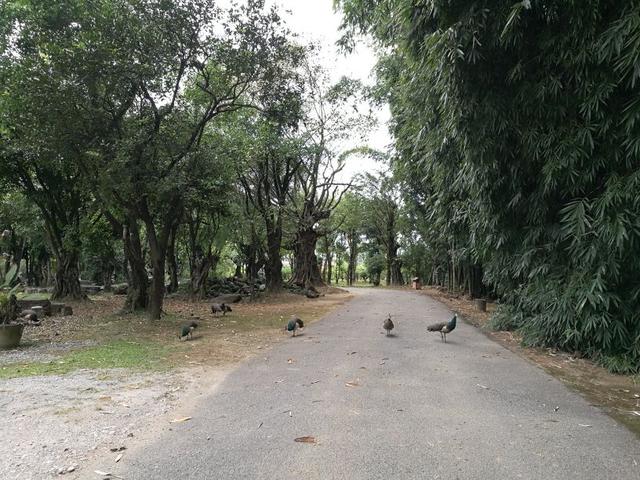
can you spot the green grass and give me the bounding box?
[0,340,170,379]
[17,292,52,301]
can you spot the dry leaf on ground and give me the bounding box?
[294,436,317,444]
[170,416,192,423]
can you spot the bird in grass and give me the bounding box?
[427,313,457,343]
[211,303,232,316]
[383,314,394,336]
[285,317,304,337]
[179,321,198,341]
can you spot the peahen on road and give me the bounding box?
[427,313,457,343]
[383,314,394,336]
[285,317,304,337]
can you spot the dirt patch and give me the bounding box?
[419,286,640,438]
[2,291,352,374]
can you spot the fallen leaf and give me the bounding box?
[94,471,124,479]
[578,424,592,427]
[258,422,263,429]
[115,453,123,463]
[287,358,294,364]
[294,436,317,444]
[109,446,126,452]
[476,384,489,390]
[345,381,360,388]
[170,417,192,423]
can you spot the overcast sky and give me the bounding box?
[268,0,391,181]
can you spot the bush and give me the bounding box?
[487,305,523,332]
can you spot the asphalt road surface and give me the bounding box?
[119,289,640,479]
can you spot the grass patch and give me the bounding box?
[17,292,52,301]
[0,340,170,379]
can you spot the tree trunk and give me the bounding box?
[264,219,283,292]
[326,251,333,286]
[190,246,218,298]
[123,217,148,311]
[390,256,404,285]
[103,264,114,292]
[290,229,324,289]
[51,250,84,300]
[386,240,404,286]
[347,230,358,286]
[166,225,179,294]
[244,246,260,282]
[147,238,166,320]
[141,196,181,320]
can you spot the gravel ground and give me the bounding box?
[0,368,212,480]
[0,340,98,365]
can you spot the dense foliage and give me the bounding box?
[338,0,640,372]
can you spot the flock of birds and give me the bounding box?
[178,301,458,343]
[383,312,457,342]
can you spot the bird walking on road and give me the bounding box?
[427,313,457,342]
[383,314,394,336]
[286,317,304,337]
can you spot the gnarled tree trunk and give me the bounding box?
[190,246,219,298]
[51,250,84,300]
[290,229,324,289]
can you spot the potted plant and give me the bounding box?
[0,293,23,349]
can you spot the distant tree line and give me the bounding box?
[1,0,407,321]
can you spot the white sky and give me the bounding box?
[268,0,392,181]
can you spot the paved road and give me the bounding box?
[119,289,639,479]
